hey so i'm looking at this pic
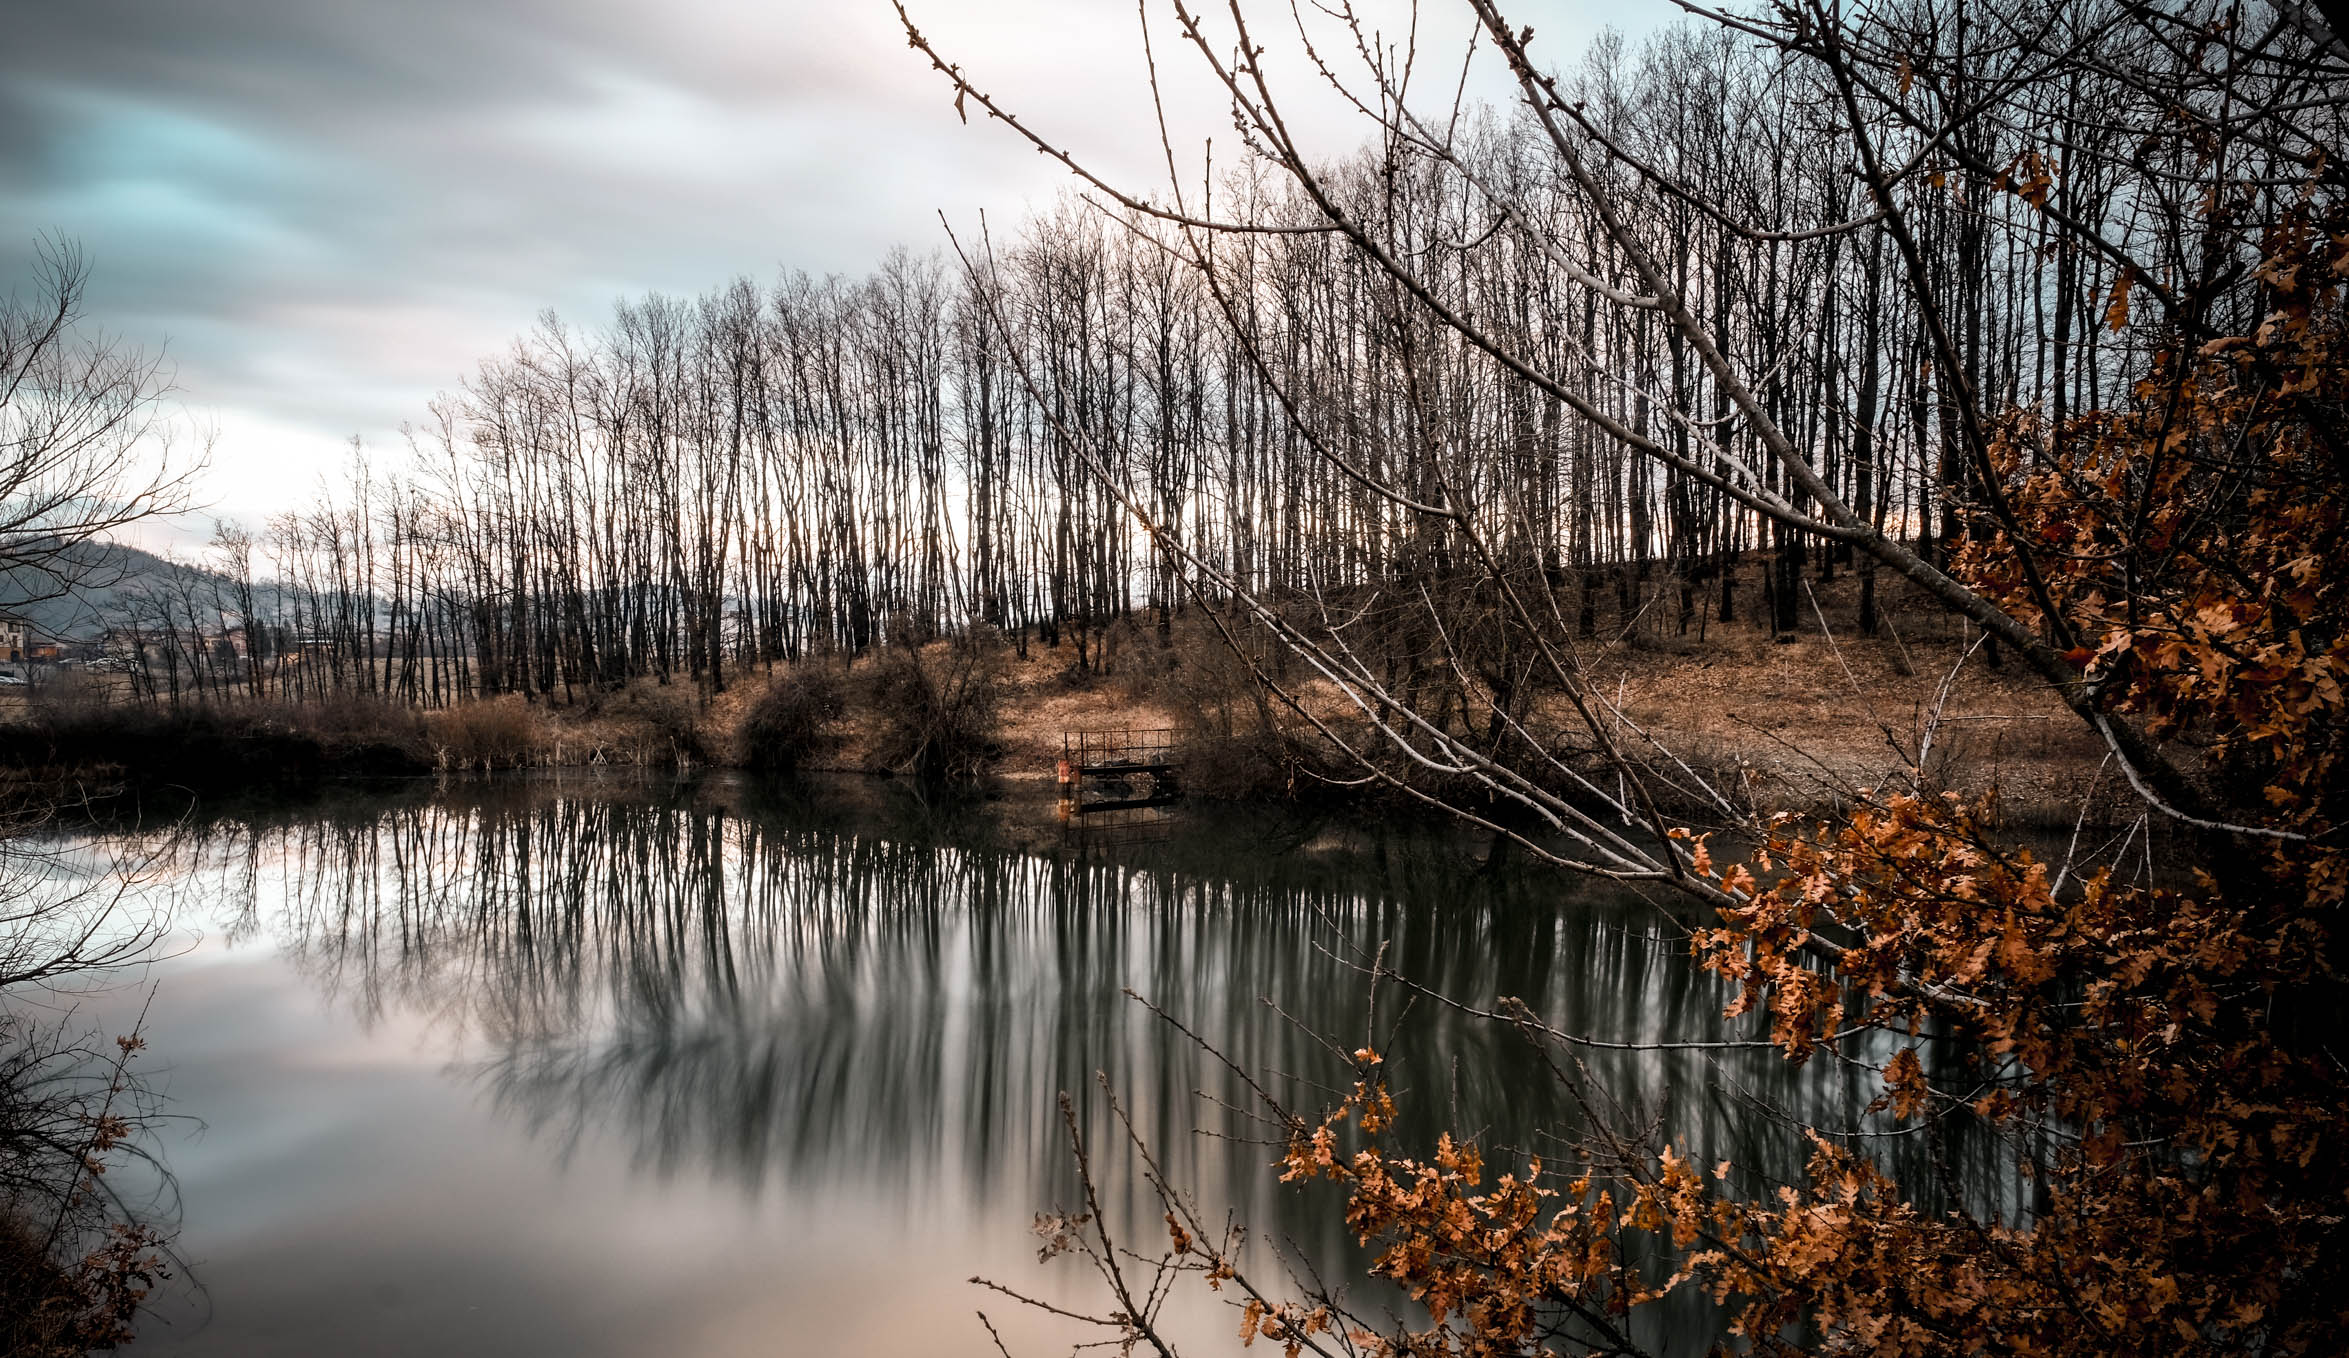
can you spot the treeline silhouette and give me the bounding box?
[119,18,2191,704]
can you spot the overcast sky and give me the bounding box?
[1,0,1664,541]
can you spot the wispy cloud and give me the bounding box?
[1,0,1646,533]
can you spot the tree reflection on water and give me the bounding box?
[147,773,2009,1346]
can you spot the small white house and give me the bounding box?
[0,613,26,683]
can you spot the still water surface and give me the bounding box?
[59,773,1876,1355]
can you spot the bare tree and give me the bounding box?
[895,0,2349,1351]
[0,237,202,611]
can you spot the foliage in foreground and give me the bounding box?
[1236,200,2349,1357]
[969,152,2349,1358]
[0,1021,171,1356]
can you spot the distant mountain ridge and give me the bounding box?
[0,541,235,640]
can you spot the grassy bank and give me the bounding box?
[0,575,2118,827]
[964,580,2115,831]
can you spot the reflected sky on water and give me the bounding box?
[57,773,1969,1356]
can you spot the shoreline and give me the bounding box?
[0,602,2128,834]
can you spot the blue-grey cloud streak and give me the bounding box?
[0,0,1645,529]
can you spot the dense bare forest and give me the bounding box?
[861,0,2349,1354]
[5,0,2346,1353]
[107,6,2289,707]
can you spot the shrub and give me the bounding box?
[865,632,1006,783]
[0,694,431,785]
[273,694,429,772]
[737,666,844,772]
[1157,631,1306,799]
[425,697,543,770]
[1172,728,1292,800]
[0,1011,172,1357]
[596,682,709,765]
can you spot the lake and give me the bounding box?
[41,772,1923,1355]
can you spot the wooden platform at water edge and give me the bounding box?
[1057,727,1182,816]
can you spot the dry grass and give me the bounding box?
[425,695,544,769]
[991,677,1179,787]
[0,562,2121,823]
[1566,624,2112,826]
[950,575,2118,825]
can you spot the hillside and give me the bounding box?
[0,541,236,641]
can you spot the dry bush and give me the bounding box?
[1625,630,1705,658]
[426,697,544,770]
[1105,631,1182,707]
[273,693,427,753]
[593,682,710,764]
[0,1131,167,1358]
[20,671,113,724]
[0,1005,172,1357]
[1173,729,1296,800]
[1153,629,1294,799]
[864,631,1006,782]
[0,693,431,783]
[736,665,844,772]
[1034,653,1101,693]
[0,1215,85,1358]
